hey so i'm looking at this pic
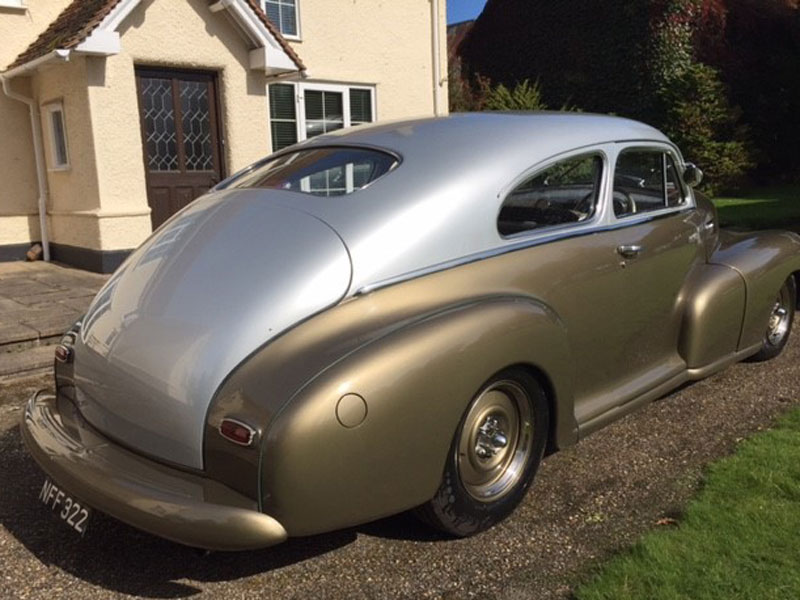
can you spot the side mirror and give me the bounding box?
[683,163,703,188]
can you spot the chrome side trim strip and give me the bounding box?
[355,208,695,295]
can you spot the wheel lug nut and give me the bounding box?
[491,433,508,449]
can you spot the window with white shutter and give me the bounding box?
[269,84,298,152]
[268,83,376,153]
[261,0,299,38]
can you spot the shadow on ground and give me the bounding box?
[0,424,443,598]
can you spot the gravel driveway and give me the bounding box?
[1,334,797,600]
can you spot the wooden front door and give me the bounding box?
[136,68,224,230]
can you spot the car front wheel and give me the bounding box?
[415,367,549,537]
[748,275,796,362]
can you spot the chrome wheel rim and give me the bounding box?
[457,380,534,502]
[767,286,792,346]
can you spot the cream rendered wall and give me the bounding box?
[83,0,272,250]
[286,0,448,124]
[34,57,107,251]
[0,80,39,245]
[0,0,70,246]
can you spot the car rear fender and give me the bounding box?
[709,229,800,350]
[260,296,576,537]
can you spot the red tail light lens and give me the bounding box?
[219,419,256,447]
[54,345,73,363]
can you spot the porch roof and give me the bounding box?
[4,0,305,73]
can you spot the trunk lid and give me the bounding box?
[73,191,352,469]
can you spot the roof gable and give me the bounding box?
[4,0,304,73]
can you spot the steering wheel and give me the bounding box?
[613,191,637,217]
[575,192,595,216]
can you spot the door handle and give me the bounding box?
[617,244,643,259]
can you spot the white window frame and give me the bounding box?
[42,102,70,171]
[296,82,376,142]
[0,0,26,11]
[260,0,301,40]
[269,82,377,152]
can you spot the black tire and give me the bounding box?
[748,276,796,362]
[414,367,549,537]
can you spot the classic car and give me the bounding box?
[22,113,799,550]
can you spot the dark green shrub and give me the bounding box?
[658,62,752,194]
[483,79,549,111]
[649,0,753,193]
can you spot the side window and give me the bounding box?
[613,150,685,217]
[43,102,70,170]
[498,154,602,237]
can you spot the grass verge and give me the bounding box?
[713,186,800,232]
[574,407,800,600]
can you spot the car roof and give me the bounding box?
[222,113,678,295]
[302,112,672,162]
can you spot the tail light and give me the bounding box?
[219,418,257,447]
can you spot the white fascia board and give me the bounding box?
[0,0,27,11]
[101,0,144,31]
[73,0,140,57]
[75,30,121,56]
[249,47,296,74]
[1,49,71,79]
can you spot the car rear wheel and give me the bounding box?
[414,367,549,537]
[748,276,796,362]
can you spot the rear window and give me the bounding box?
[228,147,398,197]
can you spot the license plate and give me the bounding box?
[39,478,91,536]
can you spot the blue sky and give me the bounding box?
[447,0,488,24]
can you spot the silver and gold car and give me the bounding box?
[22,113,799,550]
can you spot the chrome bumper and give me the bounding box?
[20,391,287,551]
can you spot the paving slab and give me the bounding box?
[0,280,58,298]
[0,297,27,312]
[0,323,41,346]
[0,346,53,378]
[0,262,108,375]
[11,289,97,308]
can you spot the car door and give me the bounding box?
[496,146,704,430]
[574,146,705,424]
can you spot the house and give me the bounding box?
[0,0,448,272]
[447,19,474,64]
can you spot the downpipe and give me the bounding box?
[0,50,71,262]
[431,0,444,116]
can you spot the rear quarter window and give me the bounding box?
[229,147,399,196]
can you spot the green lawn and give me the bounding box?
[575,408,800,600]
[713,186,800,232]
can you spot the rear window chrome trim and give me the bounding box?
[215,143,403,193]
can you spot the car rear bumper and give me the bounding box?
[20,390,287,551]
